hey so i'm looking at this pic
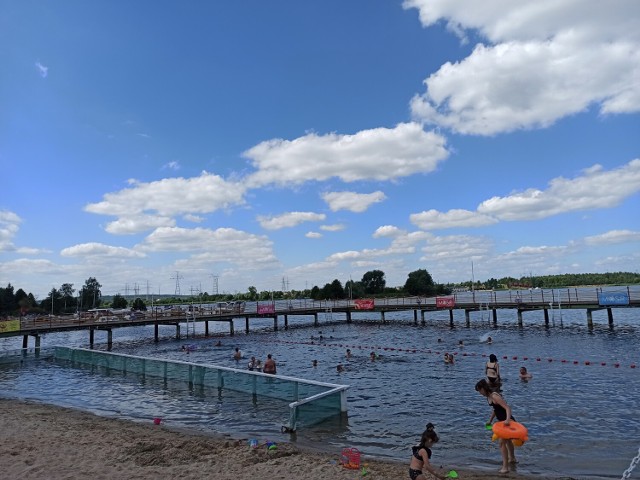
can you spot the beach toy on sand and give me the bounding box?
[249,439,259,449]
[266,441,277,450]
[153,417,162,425]
[445,470,459,478]
[341,447,361,469]
[491,420,528,446]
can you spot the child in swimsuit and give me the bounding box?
[408,423,447,480]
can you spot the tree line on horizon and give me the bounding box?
[1,270,639,317]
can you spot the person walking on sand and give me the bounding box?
[263,353,276,374]
[485,354,501,389]
[475,379,518,474]
[408,423,447,480]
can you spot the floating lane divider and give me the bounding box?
[265,339,638,369]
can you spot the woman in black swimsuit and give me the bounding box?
[475,379,518,474]
[408,423,447,480]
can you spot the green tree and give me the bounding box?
[111,294,128,309]
[131,298,147,311]
[361,270,386,295]
[404,269,436,296]
[59,283,76,313]
[0,283,17,316]
[247,286,258,301]
[79,277,102,310]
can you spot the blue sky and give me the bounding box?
[1,0,639,299]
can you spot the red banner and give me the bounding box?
[354,299,375,310]
[436,296,455,308]
[257,304,275,314]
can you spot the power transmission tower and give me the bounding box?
[209,273,219,296]
[170,272,184,296]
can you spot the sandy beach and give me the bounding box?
[0,399,565,480]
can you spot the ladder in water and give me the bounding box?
[186,309,196,338]
[549,290,563,325]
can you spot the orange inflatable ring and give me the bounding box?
[491,420,528,445]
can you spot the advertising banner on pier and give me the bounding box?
[0,319,20,333]
[354,299,375,310]
[257,304,275,314]
[598,292,629,306]
[436,296,456,308]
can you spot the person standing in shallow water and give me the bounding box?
[408,423,447,480]
[263,354,276,374]
[485,354,501,389]
[475,379,518,474]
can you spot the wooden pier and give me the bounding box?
[2,286,638,349]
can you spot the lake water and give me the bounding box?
[1,305,639,479]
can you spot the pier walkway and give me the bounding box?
[2,286,638,349]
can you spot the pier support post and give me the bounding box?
[229,320,235,336]
[245,318,250,334]
[107,329,113,350]
[414,310,418,325]
[273,315,278,331]
[205,321,209,336]
[492,309,497,325]
[544,309,549,327]
[464,310,470,327]
[587,309,593,329]
[89,328,95,347]
[314,313,318,327]
[607,308,614,326]
[22,335,28,349]
[176,324,180,340]
[421,310,425,326]
[33,334,41,352]
[449,309,454,327]
[517,310,523,327]
[346,311,352,323]
[284,314,289,330]
[154,323,159,342]
[381,311,386,323]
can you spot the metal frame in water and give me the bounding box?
[38,346,349,431]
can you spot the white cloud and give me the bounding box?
[257,211,326,230]
[306,231,322,238]
[405,0,640,134]
[319,224,345,232]
[104,216,176,235]
[183,214,205,223]
[584,229,640,246]
[163,161,181,170]
[60,242,146,258]
[243,122,449,187]
[322,191,387,213]
[373,225,404,238]
[0,210,22,251]
[85,172,246,221]
[35,61,48,78]
[478,159,640,220]
[411,209,498,230]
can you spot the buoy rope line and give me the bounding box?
[261,339,638,369]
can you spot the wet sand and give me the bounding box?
[0,398,566,479]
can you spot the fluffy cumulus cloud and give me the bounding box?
[60,242,146,258]
[243,122,449,187]
[104,215,176,235]
[405,0,640,135]
[411,159,640,229]
[0,210,21,251]
[257,212,326,230]
[322,191,387,213]
[138,226,277,266]
[411,209,498,230]
[478,159,640,221]
[584,229,640,246]
[84,172,246,231]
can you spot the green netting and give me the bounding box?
[52,346,347,430]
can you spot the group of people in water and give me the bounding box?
[230,347,277,374]
[410,339,534,478]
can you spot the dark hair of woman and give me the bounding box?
[489,354,498,362]
[475,378,491,394]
